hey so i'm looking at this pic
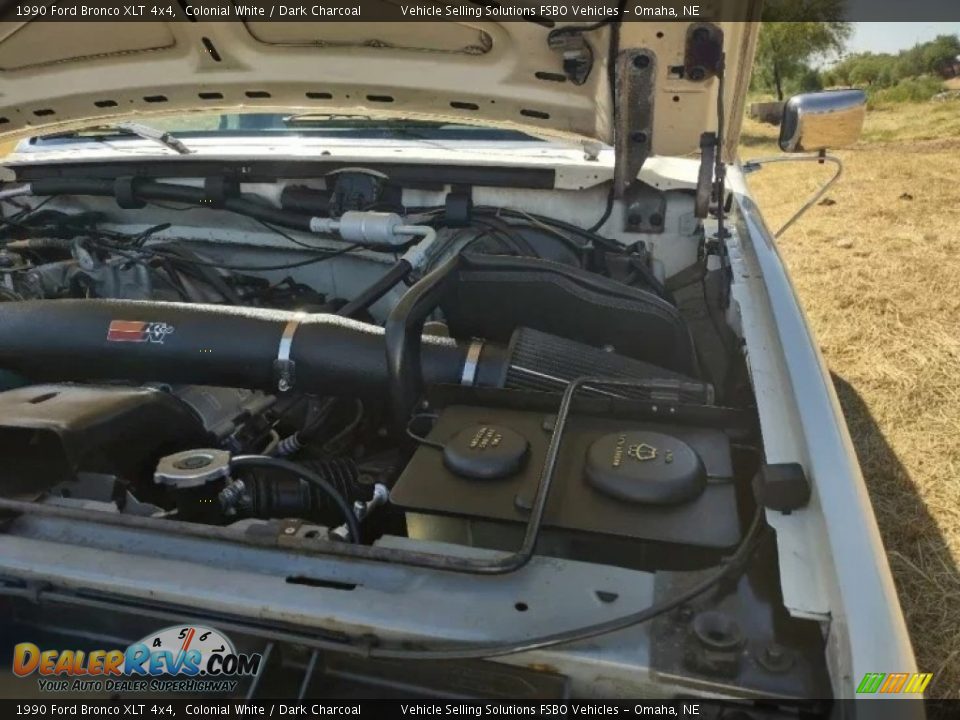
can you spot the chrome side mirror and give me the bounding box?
[779,89,867,153]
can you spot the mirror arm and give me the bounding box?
[740,153,844,238]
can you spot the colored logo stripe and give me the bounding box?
[880,673,909,693]
[856,672,932,694]
[903,673,933,693]
[856,673,885,693]
[107,320,148,342]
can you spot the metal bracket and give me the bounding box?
[695,132,718,219]
[547,30,594,86]
[614,49,656,198]
[623,182,667,234]
[684,23,724,82]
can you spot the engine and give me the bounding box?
[0,171,843,702]
[0,176,755,575]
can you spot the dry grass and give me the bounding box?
[740,100,960,698]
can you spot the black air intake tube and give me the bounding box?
[0,300,465,397]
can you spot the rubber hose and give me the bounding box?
[28,178,315,233]
[337,260,411,318]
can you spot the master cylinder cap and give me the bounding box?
[585,430,705,504]
[442,423,529,480]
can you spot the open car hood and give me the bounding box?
[0,12,759,167]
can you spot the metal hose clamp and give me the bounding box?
[460,339,484,386]
[274,313,306,393]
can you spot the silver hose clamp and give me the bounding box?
[460,340,484,386]
[274,313,306,392]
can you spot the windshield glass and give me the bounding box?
[29,113,546,144]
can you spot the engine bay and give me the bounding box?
[0,165,830,699]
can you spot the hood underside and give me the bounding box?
[0,15,759,161]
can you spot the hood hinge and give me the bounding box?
[613,48,656,199]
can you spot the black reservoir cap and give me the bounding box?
[585,430,706,504]
[443,423,529,480]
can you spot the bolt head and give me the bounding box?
[514,493,533,512]
[283,526,297,535]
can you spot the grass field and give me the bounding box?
[740,99,960,698]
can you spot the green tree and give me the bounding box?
[799,67,825,92]
[921,34,960,76]
[876,65,895,88]
[848,54,886,86]
[895,45,926,81]
[755,1,852,100]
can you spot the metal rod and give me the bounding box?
[741,153,844,238]
[297,649,320,699]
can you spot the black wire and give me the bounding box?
[487,207,619,251]
[405,415,445,452]
[153,243,244,304]
[546,0,626,37]
[255,218,335,251]
[468,206,620,253]
[472,209,587,259]
[130,223,172,248]
[318,399,364,455]
[165,243,362,272]
[92,237,363,272]
[470,216,535,256]
[230,455,360,543]
[581,3,624,236]
[588,186,615,233]
[152,256,194,302]
[0,195,59,233]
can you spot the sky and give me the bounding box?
[845,22,960,56]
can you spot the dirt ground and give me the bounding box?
[740,101,960,698]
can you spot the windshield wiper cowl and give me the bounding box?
[115,121,193,155]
